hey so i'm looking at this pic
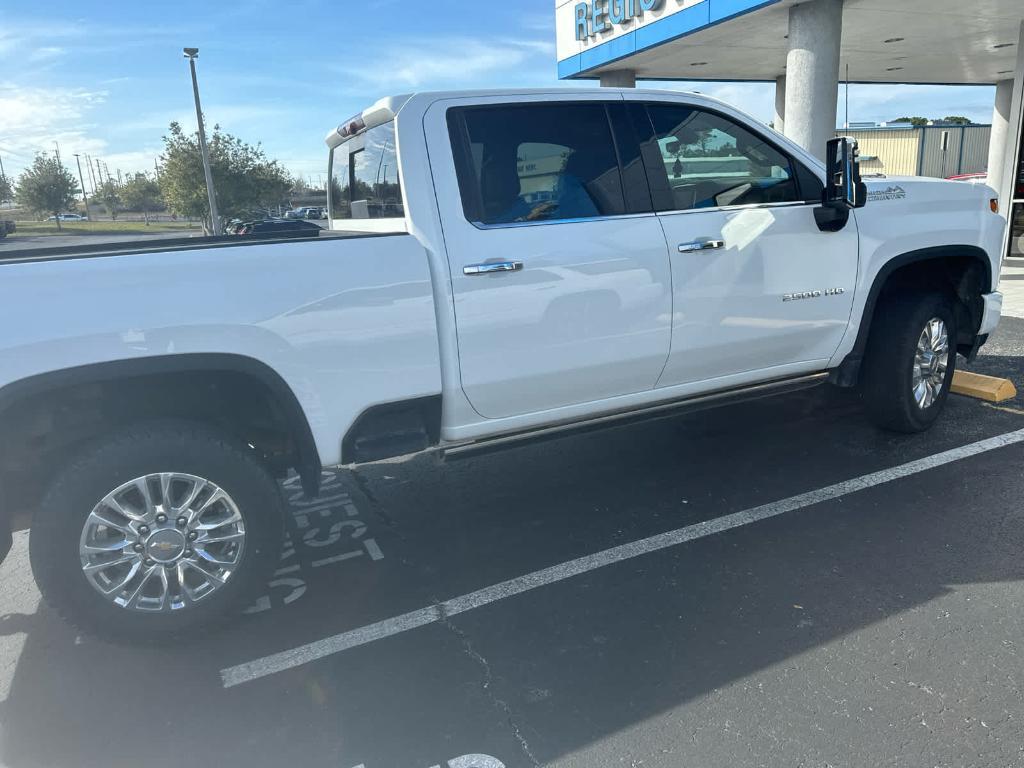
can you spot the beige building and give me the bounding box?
[838,125,992,178]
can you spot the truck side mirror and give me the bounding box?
[815,137,868,232]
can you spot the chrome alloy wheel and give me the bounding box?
[913,317,950,410]
[79,473,246,612]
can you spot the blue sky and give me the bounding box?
[0,0,999,185]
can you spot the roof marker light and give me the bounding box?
[338,117,367,139]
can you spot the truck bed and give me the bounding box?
[0,229,442,468]
[0,228,397,264]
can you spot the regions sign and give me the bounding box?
[574,0,666,40]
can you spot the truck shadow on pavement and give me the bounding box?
[1,371,1023,767]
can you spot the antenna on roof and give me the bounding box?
[845,63,850,130]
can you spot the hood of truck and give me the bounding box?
[863,176,996,207]
[855,175,1005,293]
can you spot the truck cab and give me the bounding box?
[328,89,1002,443]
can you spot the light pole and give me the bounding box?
[73,154,91,221]
[183,47,222,235]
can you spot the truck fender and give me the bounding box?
[0,353,323,497]
[832,245,991,387]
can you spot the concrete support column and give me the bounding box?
[774,75,786,134]
[995,21,1024,260]
[783,0,843,161]
[990,21,1024,221]
[987,79,1015,209]
[599,69,636,88]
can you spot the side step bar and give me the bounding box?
[442,372,830,460]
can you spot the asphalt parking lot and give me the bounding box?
[1,268,1023,768]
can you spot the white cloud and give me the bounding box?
[0,83,110,173]
[334,37,556,91]
[28,46,65,62]
[0,31,17,56]
[646,80,777,123]
[100,149,165,179]
[519,12,557,34]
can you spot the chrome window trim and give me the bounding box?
[469,211,660,231]
[447,97,824,232]
[655,200,819,218]
[470,201,818,230]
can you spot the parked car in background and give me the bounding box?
[946,172,988,184]
[0,221,15,238]
[46,213,86,221]
[285,206,327,220]
[236,218,322,238]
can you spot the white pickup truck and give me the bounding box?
[0,88,1005,643]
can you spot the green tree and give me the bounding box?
[159,121,292,233]
[15,153,80,229]
[290,175,309,197]
[942,116,972,125]
[94,179,122,220]
[120,173,162,224]
[892,116,929,127]
[0,174,13,206]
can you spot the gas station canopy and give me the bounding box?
[557,0,1024,85]
[556,0,1024,260]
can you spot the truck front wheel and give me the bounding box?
[861,292,958,433]
[29,422,283,644]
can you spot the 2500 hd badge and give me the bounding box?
[783,288,846,302]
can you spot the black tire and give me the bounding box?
[861,291,958,433]
[29,421,284,644]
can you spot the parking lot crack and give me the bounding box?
[434,600,543,768]
[349,469,400,531]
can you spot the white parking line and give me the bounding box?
[221,427,1024,688]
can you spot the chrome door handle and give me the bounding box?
[678,239,725,253]
[463,261,524,276]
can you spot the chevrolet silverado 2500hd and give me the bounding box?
[0,89,1004,642]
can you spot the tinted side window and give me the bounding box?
[330,122,404,220]
[451,103,627,225]
[644,105,800,211]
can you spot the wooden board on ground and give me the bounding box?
[952,371,1018,402]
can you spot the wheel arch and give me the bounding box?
[832,245,992,387]
[0,353,322,501]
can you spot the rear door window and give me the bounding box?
[449,103,628,225]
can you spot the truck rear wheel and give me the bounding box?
[29,422,283,644]
[861,292,958,433]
